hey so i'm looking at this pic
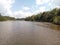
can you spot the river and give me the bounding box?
[0,21,60,45]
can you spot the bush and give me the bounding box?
[53,16,60,24]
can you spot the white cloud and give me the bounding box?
[14,10,32,18]
[0,0,32,18]
[22,6,30,10]
[53,0,60,6]
[52,0,60,8]
[14,6,46,18]
[35,0,50,5]
[32,6,46,15]
[0,0,60,18]
[39,7,46,12]
[47,0,60,9]
[0,0,15,17]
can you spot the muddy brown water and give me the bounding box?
[0,21,60,45]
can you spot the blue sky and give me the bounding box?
[12,0,51,12]
[12,0,35,11]
[0,0,60,18]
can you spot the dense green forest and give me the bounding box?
[25,8,60,25]
[0,14,15,21]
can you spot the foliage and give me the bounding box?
[25,8,60,25]
[0,14,15,21]
[53,16,60,24]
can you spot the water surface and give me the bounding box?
[0,21,60,45]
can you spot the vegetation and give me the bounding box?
[16,18,25,20]
[25,8,60,25]
[53,16,60,24]
[0,14,15,21]
[0,8,60,25]
[0,14,25,21]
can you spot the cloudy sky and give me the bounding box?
[0,0,60,18]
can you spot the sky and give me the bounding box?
[0,0,60,18]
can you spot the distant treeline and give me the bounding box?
[16,18,25,20]
[25,8,60,25]
[0,14,15,21]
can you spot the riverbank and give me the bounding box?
[25,8,60,25]
[34,22,60,30]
